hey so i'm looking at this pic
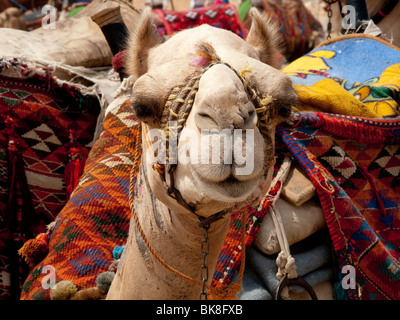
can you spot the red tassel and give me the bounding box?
[5,116,19,209]
[65,147,85,201]
[18,233,49,266]
[112,50,127,74]
[64,130,85,201]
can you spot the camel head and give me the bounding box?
[126,7,297,218]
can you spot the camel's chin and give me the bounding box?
[192,162,264,202]
[173,163,264,212]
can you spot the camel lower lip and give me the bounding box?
[196,173,259,200]
[222,175,239,184]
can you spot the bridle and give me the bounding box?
[150,42,277,228]
[153,60,231,228]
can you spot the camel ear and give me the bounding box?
[125,7,162,80]
[245,7,284,68]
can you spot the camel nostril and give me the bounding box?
[198,112,213,120]
[195,112,219,130]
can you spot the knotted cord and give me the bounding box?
[258,156,298,280]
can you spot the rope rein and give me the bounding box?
[257,156,318,300]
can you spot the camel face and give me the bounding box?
[127,7,297,216]
[173,64,267,207]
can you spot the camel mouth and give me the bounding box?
[195,170,261,202]
[223,175,238,184]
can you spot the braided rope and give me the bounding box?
[158,59,276,176]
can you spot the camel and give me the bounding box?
[106,7,297,300]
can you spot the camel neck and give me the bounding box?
[120,162,231,299]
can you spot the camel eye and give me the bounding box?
[132,103,153,119]
[277,103,292,119]
[130,100,161,127]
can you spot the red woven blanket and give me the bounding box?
[0,59,100,300]
[153,3,246,39]
[278,112,400,300]
[20,100,137,300]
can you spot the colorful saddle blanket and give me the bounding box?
[277,111,400,300]
[21,36,400,300]
[0,59,100,300]
[283,34,400,118]
[19,99,138,300]
[152,3,246,40]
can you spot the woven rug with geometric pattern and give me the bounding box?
[20,100,137,300]
[277,112,400,300]
[152,3,246,40]
[0,58,100,300]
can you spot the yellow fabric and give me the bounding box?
[291,79,379,118]
[282,42,400,118]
